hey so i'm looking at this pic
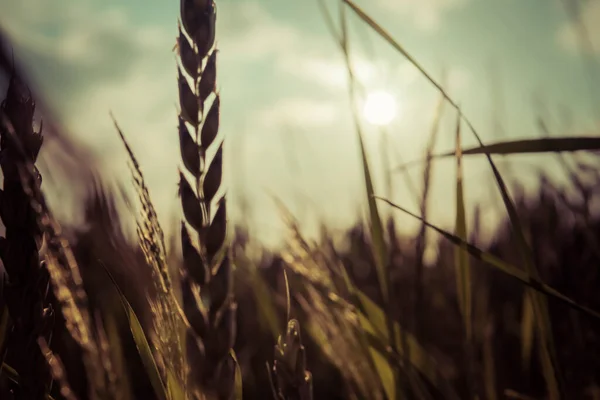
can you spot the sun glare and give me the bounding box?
[363,91,398,126]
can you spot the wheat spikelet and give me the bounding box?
[176,1,236,399]
[113,118,184,383]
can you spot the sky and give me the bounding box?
[0,0,599,248]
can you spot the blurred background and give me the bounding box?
[1,0,600,399]
[1,0,598,246]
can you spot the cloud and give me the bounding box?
[0,0,173,107]
[217,2,302,61]
[557,0,600,55]
[0,0,181,215]
[253,97,342,129]
[376,0,467,32]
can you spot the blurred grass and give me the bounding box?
[1,1,600,399]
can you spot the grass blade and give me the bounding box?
[98,262,178,400]
[340,0,389,306]
[393,137,600,172]
[375,196,600,322]
[230,350,243,400]
[460,114,563,399]
[454,111,472,341]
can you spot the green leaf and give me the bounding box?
[98,263,179,400]
[461,117,562,400]
[375,196,600,322]
[339,0,389,306]
[357,292,444,390]
[393,137,600,172]
[368,343,396,400]
[230,350,243,400]
[453,113,471,341]
[445,136,600,156]
[120,292,171,400]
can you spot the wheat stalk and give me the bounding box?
[176,1,237,399]
[0,78,118,400]
[113,118,184,384]
[0,75,54,399]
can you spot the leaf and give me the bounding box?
[356,292,447,392]
[98,263,183,400]
[230,350,243,400]
[460,114,562,400]
[439,137,600,157]
[454,112,471,340]
[120,292,171,400]
[339,0,389,309]
[393,137,600,172]
[375,196,600,322]
[368,344,396,400]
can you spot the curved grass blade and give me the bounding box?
[375,196,600,322]
[116,290,171,400]
[357,292,461,400]
[338,6,399,395]
[339,0,389,306]
[393,137,600,172]
[454,112,471,341]
[230,350,243,400]
[98,263,181,400]
[358,292,438,387]
[459,113,563,400]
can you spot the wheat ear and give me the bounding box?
[0,75,54,399]
[176,1,236,399]
[0,79,117,400]
[271,319,313,400]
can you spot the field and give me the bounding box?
[1,0,600,399]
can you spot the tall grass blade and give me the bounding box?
[339,0,389,305]
[98,262,178,400]
[453,111,472,341]
[230,350,243,400]
[459,114,563,400]
[393,137,600,172]
[375,196,600,322]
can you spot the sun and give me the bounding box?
[363,91,399,126]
